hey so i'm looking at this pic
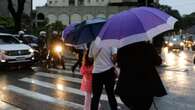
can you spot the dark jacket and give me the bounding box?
[116,41,167,97]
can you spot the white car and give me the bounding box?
[0,33,35,68]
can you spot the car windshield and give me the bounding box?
[24,35,38,43]
[170,35,182,43]
[0,35,20,44]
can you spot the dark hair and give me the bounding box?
[82,50,93,67]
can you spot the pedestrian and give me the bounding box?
[71,44,87,74]
[38,31,47,51]
[115,41,167,110]
[18,30,28,44]
[89,41,118,110]
[80,50,93,110]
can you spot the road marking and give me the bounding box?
[19,78,123,104]
[35,72,81,83]
[0,100,22,110]
[6,85,83,110]
[48,68,80,75]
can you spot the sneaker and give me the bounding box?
[62,65,66,70]
[98,103,101,110]
[117,106,121,110]
[71,66,74,73]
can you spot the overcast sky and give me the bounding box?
[33,0,195,15]
[160,0,195,15]
[33,0,47,9]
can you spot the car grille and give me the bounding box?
[6,50,30,56]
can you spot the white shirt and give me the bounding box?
[89,41,117,73]
[75,44,87,50]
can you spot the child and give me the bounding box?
[80,50,93,110]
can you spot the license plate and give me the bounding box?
[16,57,25,61]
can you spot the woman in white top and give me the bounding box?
[89,41,118,110]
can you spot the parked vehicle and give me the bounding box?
[0,33,35,68]
[14,34,39,50]
[13,34,39,61]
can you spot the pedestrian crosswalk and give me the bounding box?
[0,55,127,110]
[0,100,22,110]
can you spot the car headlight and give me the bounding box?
[29,48,34,53]
[180,42,184,46]
[0,50,6,62]
[0,50,6,55]
[169,43,173,47]
[54,45,62,53]
[0,50,5,54]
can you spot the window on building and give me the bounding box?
[78,0,84,5]
[69,0,75,6]
[55,1,58,4]
[37,13,45,20]
[88,0,90,4]
[49,1,52,4]
[96,0,99,2]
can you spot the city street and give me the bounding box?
[0,49,195,110]
[1,0,195,110]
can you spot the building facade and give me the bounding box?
[0,0,32,17]
[47,0,111,7]
[36,0,159,26]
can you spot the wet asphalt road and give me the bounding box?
[1,48,195,110]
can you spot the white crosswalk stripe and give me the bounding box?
[19,77,123,104]
[35,72,81,83]
[5,85,83,110]
[0,100,22,110]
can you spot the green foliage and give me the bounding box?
[180,13,195,29]
[32,20,66,37]
[0,16,14,28]
[47,21,65,32]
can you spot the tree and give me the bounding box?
[138,0,157,7]
[180,13,195,30]
[0,16,14,33]
[45,21,65,33]
[8,0,26,32]
[0,16,14,28]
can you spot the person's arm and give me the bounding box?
[111,47,118,64]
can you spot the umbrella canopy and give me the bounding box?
[63,18,106,45]
[95,7,177,48]
[62,23,77,39]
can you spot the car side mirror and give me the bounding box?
[29,43,38,47]
[19,40,23,43]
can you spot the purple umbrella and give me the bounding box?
[62,23,77,39]
[95,7,177,48]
